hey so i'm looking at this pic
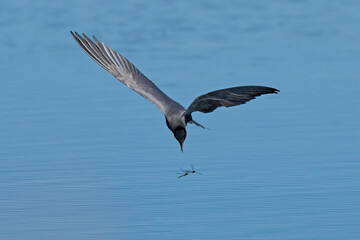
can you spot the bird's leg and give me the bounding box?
[189,120,208,129]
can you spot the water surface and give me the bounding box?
[1,1,360,239]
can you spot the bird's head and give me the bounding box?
[173,126,187,152]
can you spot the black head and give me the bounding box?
[173,126,187,152]
[165,117,187,152]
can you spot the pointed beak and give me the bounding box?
[180,142,183,152]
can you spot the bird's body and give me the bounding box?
[71,32,279,151]
[165,110,186,131]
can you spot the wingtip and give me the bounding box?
[74,31,82,38]
[271,88,280,94]
[92,34,100,43]
[70,31,79,41]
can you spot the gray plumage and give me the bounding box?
[70,31,279,151]
[70,31,184,116]
[184,86,279,116]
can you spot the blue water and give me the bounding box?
[1,0,360,239]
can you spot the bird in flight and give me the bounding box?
[70,32,279,152]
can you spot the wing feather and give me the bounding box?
[184,86,279,116]
[70,31,184,115]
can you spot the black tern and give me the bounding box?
[71,32,279,151]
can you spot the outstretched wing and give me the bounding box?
[70,31,184,115]
[184,86,279,116]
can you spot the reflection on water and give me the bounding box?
[1,0,360,239]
